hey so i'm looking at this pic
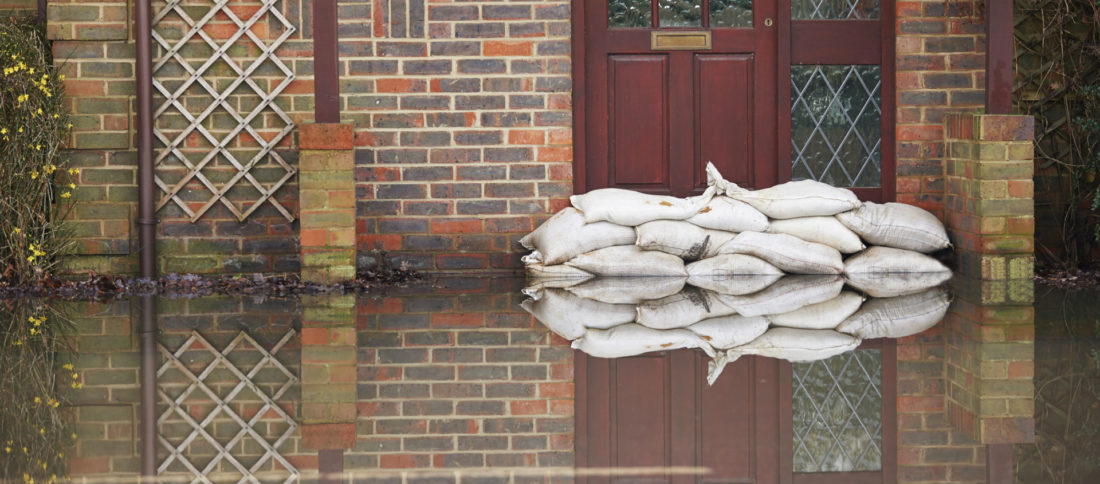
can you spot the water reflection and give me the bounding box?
[0,277,1087,483]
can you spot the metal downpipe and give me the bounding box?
[135,0,157,480]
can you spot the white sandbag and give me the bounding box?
[767,216,865,254]
[566,276,686,305]
[729,327,862,361]
[688,315,770,350]
[700,231,738,258]
[520,288,636,340]
[836,287,950,339]
[687,274,783,296]
[685,254,783,277]
[767,290,865,330]
[844,246,952,297]
[520,208,636,265]
[707,163,859,219]
[716,275,843,317]
[635,221,732,260]
[566,245,688,277]
[686,196,770,233]
[570,186,716,226]
[835,201,951,253]
[571,324,716,359]
[636,287,736,329]
[719,232,844,274]
[525,262,594,280]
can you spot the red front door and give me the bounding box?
[576,1,778,196]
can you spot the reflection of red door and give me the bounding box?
[575,342,897,484]
[575,351,786,484]
[574,1,778,196]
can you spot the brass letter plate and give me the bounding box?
[651,31,712,50]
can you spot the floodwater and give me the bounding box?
[1,276,1097,484]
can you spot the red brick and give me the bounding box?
[300,123,355,150]
[380,454,430,469]
[511,400,547,415]
[432,313,484,328]
[300,229,328,247]
[301,327,329,345]
[431,218,483,234]
[538,382,574,398]
[376,78,426,93]
[69,457,110,475]
[509,129,545,145]
[301,423,356,450]
[484,40,533,56]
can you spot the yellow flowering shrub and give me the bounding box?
[1,300,77,484]
[0,18,75,285]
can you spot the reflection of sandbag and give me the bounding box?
[520,288,636,340]
[707,163,859,219]
[686,196,770,233]
[767,216,865,254]
[571,324,716,358]
[570,187,716,226]
[729,328,861,361]
[685,254,783,277]
[767,290,865,330]
[566,276,686,305]
[635,221,734,261]
[566,245,688,277]
[636,287,735,329]
[686,274,783,296]
[843,246,952,297]
[688,315,769,350]
[715,275,844,317]
[836,288,950,339]
[835,201,951,253]
[520,207,636,264]
[719,232,844,274]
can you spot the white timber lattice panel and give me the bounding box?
[157,330,300,484]
[152,0,297,222]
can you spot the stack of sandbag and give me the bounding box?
[523,162,953,296]
[520,275,951,385]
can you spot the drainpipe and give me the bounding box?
[135,0,157,481]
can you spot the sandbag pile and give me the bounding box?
[521,277,950,385]
[521,162,952,295]
[520,162,955,384]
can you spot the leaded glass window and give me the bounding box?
[659,0,703,27]
[710,0,753,27]
[792,0,879,19]
[791,64,882,188]
[609,0,653,27]
[792,350,883,472]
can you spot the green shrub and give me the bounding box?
[0,17,75,285]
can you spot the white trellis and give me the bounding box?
[157,330,299,484]
[151,0,297,222]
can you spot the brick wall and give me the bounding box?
[49,0,315,275]
[895,1,986,216]
[343,0,574,272]
[0,0,34,15]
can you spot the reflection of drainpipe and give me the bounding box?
[135,0,156,478]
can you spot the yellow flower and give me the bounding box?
[53,114,59,118]
[34,396,41,404]
[69,183,76,189]
[0,128,6,134]
[71,372,78,379]
[3,446,9,453]
[36,108,43,115]
[39,428,44,435]
[13,228,20,234]
[68,168,80,175]
[61,192,71,199]
[30,171,37,179]
[26,255,35,263]
[62,363,73,370]
[59,74,65,80]
[18,127,23,133]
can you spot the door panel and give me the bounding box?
[610,55,669,188]
[582,0,777,196]
[612,354,669,471]
[695,54,753,189]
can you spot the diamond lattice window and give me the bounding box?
[791,65,882,188]
[157,330,299,483]
[152,0,297,222]
[792,349,883,472]
[792,0,879,19]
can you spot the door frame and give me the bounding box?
[571,0,896,202]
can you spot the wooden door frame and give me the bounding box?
[571,0,896,201]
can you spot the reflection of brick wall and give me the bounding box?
[0,0,34,14]
[65,297,311,482]
[347,283,575,474]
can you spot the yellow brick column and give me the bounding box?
[299,123,356,283]
[300,295,358,451]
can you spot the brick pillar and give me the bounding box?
[299,123,357,283]
[944,281,1035,446]
[944,113,1035,286]
[300,295,358,450]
